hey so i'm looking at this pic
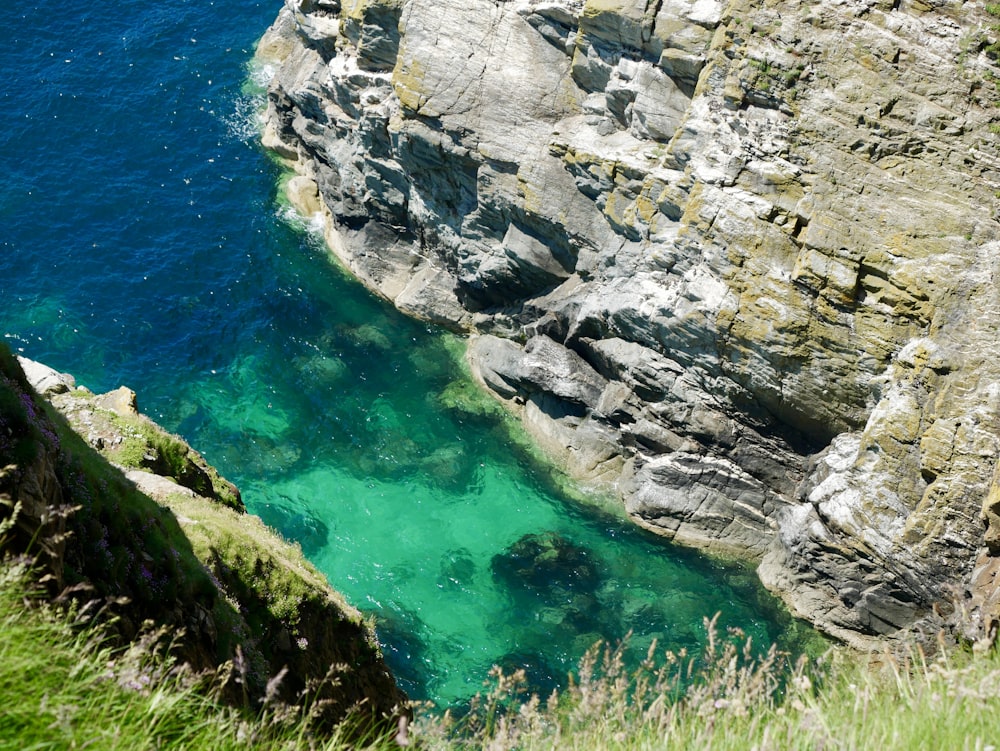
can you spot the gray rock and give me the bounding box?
[623,451,782,558]
[17,357,76,396]
[258,0,1000,645]
[469,334,607,408]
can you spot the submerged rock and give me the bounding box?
[438,548,476,590]
[492,530,602,594]
[259,0,1000,646]
[492,531,611,669]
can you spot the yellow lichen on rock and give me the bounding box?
[262,0,1000,646]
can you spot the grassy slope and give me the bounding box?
[0,561,386,751]
[0,344,402,737]
[3,556,1000,750]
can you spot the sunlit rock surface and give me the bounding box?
[259,0,1000,646]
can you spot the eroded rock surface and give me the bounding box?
[259,0,1000,645]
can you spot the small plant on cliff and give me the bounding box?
[103,408,241,510]
[984,4,1000,60]
[0,380,40,468]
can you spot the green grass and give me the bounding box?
[6,558,1000,751]
[0,561,394,751]
[985,3,1000,60]
[408,625,1000,751]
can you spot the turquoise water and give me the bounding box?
[1,0,809,707]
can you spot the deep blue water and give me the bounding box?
[1,0,811,707]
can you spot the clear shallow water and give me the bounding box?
[1,0,812,707]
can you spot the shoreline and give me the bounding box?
[252,0,1000,650]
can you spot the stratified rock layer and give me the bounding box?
[259,0,1000,646]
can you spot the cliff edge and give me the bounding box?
[259,0,1000,646]
[0,345,404,730]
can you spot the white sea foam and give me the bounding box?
[249,61,276,91]
[278,205,325,239]
[221,59,274,143]
[223,93,265,143]
[306,211,326,236]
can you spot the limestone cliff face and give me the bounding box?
[259,0,1000,645]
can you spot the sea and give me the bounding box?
[0,0,811,706]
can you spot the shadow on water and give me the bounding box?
[372,604,433,701]
[256,500,330,559]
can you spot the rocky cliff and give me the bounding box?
[258,0,1000,646]
[0,347,404,730]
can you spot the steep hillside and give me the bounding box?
[259,0,1000,645]
[0,345,404,731]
